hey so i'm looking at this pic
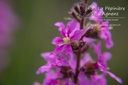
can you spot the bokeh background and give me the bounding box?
[0,0,128,85]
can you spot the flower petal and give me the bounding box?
[33,82,41,85]
[54,22,66,37]
[91,2,98,10]
[64,45,73,57]
[40,52,54,62]
[83,37,95,43]
[68,78,76,85]
[53,45,64,54]
[52,37,63,45]
[107,71,122,83]
[81,53,92,67]
[54,22,65,31]
[90,2,104,23]
[66,19,77,34]
[55,56,69,66]
[71,29,86,40]
[102,52,112,62]
[36,64,52,74]
[78,72,89,85]
[100,30,114,49]
[106,37,114,49]
[91,42,101,56]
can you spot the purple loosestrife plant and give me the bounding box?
[35,0,122,85]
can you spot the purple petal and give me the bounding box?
[97,52,112,69]
[81,53,92,67]
[66,19,77,34]
[36,64,51,74]
[52,37,63,45]
[106,37,114,49]
[71,29,86,41]
[83,37,95,43]
[64,45,73,57]
[100,29,114,49]
[45,70,57,79]
[40,52,55,61]
[90,15,102,23]
[68,78,76,85]
[78,72,89,85]
[43,70,58,85]
[79,72,107,85]
[90,2,104,23]
[100,30,107,39]
[99,77,107,85]
[69,22,80,37]
[90,11,103,23]
[54,22,65,31]
[55,57,69,66]
[53,45,64,54]
[61,29,67,37]
[69,56,76,71]
[91,75,106,85]
[33,82,41,85]
[92,75,107,85]
[91,42,101,56]
[102,52,112,62]
[54,22,66,37]
[91,2,98,10]
[101,21,109,29]
[74,22,80,30]
[105,31,114,49]
[107,71,122,83]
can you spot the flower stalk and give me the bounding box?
[74,50,81,83]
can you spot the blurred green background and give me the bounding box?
[0,0,128,85]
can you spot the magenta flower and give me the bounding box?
[85,21,114,49]
[52,19,86,56]
[90,2,104,23]
[36,52,69,74]
[89,2,114,49]
[77,53,107,85]
[92,42,122,83]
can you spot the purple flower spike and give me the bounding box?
[35,0,122,85]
